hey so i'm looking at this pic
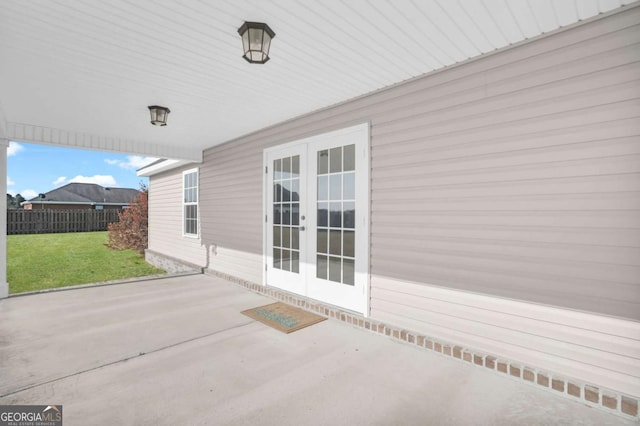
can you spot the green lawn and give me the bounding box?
[8,231,165,294]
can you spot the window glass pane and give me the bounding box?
[343,172,355,200]
[283,156,291,177]
[329,229,342,256]
[274,159,281,180]
[343,259,355,285]
[318,150,329,174]
[330,147,342,173]
[317,229,327,253]
[185,205,198,235]
[344,144,356,171]
[291,251,299,273]
[282,180,291,202]
[330,174,341,200]
[273,205,281,225]
[317,203,328,227]
[343,231,355,257]
[282,226,290,249]
[291,179,300,201]
[274,183,281,202]
[282,249,291,271]
[317,176,328,201]
[273,226,281,247]
[343,202,355,229]
[188,205,197,219]
[329,202,341,228]
[292,155,300,177]
[282,204,291,225]
[329,256,341,282]
[292,203,299,226]
[291,227,299,250]
[317,255,327,279]
[273,248,281,269]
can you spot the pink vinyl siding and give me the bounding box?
[189,7,640,319]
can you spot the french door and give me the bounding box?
[264,123,369,315]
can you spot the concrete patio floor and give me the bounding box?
[0,275,633,426]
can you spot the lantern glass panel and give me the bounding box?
[263,33,272,55]
[249,27,263,51]
[242,30,249,55]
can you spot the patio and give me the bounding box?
[0,274,632,425]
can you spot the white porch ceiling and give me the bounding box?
[0,0,636,161]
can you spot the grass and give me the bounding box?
[8,231,165,294]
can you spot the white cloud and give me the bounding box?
[105,155,157,170]
[53,175,117,187]
[21,189,38,199]
[7,176,15,186]
[68,175,117,186]
[7,142,24,157]
[53,176,67,186]
[7,189,16,196]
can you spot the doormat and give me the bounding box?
[241,302,327,334]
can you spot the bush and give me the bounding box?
[107,188,148,254]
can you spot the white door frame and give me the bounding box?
[262,122,370,316]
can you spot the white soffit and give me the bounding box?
[0,0,636,160]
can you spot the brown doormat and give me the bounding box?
[241,302,327,334]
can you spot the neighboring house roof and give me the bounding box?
[24,183,140,205]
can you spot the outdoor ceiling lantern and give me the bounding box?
[238,21,275,64]
[148,105,170,126]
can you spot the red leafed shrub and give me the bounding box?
[107,188,149,254]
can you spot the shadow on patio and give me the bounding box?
[0,275,631,425]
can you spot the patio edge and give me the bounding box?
[8,271,202,298]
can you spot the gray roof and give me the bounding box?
[27,183,140,205]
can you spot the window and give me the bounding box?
[316,144,355,285]
[183,169,199,237]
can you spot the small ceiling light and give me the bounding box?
[238,21,275,64]
[148,105,170,126]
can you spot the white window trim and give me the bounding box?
[182,168,199,238]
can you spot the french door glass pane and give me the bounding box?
[273,155,300,273]
[316,144,356,285]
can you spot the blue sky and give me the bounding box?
[7,142,155,199]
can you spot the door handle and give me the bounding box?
[300,226,306,231]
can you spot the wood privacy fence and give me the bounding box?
[7,209,121,235]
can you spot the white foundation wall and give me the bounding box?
[150,7,640,397]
